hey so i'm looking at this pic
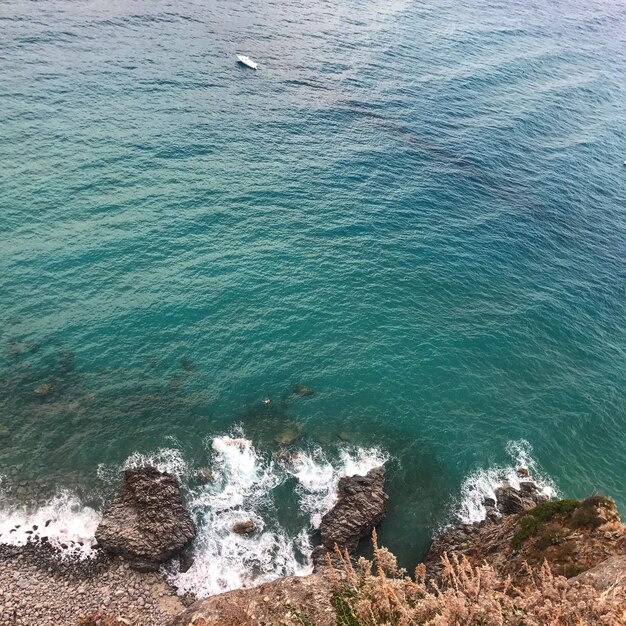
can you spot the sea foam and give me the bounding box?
[167,435,387,597]
[454,440,556,525]
[0,490,100,559]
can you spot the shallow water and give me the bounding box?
[1,0,625,595]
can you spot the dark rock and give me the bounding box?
[179,546,194,573]
[319,466,388,553]
[95,466,196,571]
[495,482,548,516]
[495,486,526,515]
[231,520,255,535]
[516,466,530,478]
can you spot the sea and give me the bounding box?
[1,0,625,598]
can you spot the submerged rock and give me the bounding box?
[319,466,388,553]
[33,384,52,396]
[95,467,196,571]
[196,467,213,483]
[274,423,302,446]
[180,357,196,372]
[231,520,255,535]
[293,383,314,397]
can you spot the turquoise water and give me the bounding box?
[1,0,626,586]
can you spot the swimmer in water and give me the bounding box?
[263,398,271,404]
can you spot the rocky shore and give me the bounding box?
[0,543,186,625]
[1,463,625,625]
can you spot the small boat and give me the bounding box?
[237,54,258,70]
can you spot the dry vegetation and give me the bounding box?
[327,531,625,626]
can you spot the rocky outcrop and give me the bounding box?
[95,467,196,571]
[427,492,626,585]
[569,555,626,593]
[319,466,388,553]
[170,573,334,626]
[231,520,255,535]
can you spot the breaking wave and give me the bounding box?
[0,489,100,559]
[167,434,387,597]
[0,433,387,597]
[454,440,557,525]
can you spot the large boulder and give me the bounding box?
[494,481,548,515]
[568,555,626,593]
[319,466,388,553]
[95,467,196,571]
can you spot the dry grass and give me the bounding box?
[327,531,626,626]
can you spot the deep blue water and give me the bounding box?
[1,0,625,592]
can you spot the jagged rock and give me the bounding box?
[319,466,388,553]
[179,546,195,573]
[170,573,334,626]
[495,486,526,514]
[231,520,255,535]
[95,467,196,571]
[495,482,548,515]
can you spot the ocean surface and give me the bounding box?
[1,0,625,596]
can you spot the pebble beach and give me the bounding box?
[0,545,187,626]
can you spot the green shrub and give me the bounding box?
[534,522,569,550]
[332,587,363,626]
[511,499,580,549]
[579,494,614,510]
[530,499,580,522]
[570,506,604,529]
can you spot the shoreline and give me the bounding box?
[0,542,189,626]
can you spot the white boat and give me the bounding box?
[237,55,258,70]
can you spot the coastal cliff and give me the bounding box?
[173,477,626,626]
[1,467,625,625]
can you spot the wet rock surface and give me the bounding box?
[0,543,186,625]
[95,467,196,571]
[320,466,388,553]
[230,520,255,535]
